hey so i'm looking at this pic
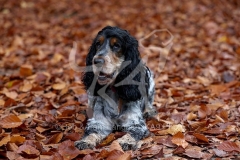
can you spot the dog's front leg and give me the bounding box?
[116,100,149,150]
[75,97,114,150]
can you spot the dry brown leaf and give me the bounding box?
[52,82,66,90]
[187,112,197,121]
[107,150,124,160]
[167,124,186,135]
[0,115,22,128]
[17,144,40,158]
[141,144,163,155]
[58,140,80,160]
[0,99,5,106]
[10,135,25,144]
[5,90,18,99]
[20,81,32,92]
[117,153,131,160]
[0,134,11,147]
[44,132,63,144]
[209,84,228,96]
[184,148,203,159]
[7,143,19,151]
[217,141,240,152]
[19,64,33,77]
[97,149,110,159]
[109,140,124,153]
[171,132,188,148]
[98,133,116,147]
[192,133,209,143]
[6,151,21,160]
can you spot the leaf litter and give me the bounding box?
[0,0,240,159]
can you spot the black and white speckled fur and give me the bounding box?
[74,26,156,150]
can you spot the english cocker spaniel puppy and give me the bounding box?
[74,26,156,150]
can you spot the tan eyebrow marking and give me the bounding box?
[98,36,105,44]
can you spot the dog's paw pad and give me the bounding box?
[74,140,94,150]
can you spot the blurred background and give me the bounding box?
[0,0,239,80]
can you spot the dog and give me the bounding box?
[74,26,156,150]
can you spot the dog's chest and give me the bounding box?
[102,89,122,118]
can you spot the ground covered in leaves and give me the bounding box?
[0,0,240,159]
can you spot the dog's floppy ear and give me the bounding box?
[115,33,144,101]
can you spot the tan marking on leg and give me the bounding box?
[117,133,137,146]
[81,133,103,147]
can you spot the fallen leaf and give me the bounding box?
[44,132,63,144]
[107,150,124,160]
[109,140,124,153]
[0,134,11,147]
[171,132,188,148]
[193,133,209,143]
[58,140,80,160]
[217,141,240,152]
[5,91,18,99]
[20,81,32,92]
[141,145,163,156]
[52,82,66,90]
[167,124,186,135]
[117,152,131,160]
[184,148,203,159]
[10,135,25,144]
[20,64,33,77]
[17,144,40,158]
[0,115,22,128]
[98,133,116,147]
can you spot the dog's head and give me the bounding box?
[84,26,140,86]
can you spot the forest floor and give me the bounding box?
[0,0,240,159]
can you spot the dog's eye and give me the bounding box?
[113,43,120,50]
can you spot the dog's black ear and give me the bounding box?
[115,33,145,101]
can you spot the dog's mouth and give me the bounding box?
[98,71,115,80]
[97,71,116,84]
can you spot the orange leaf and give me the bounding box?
[58,140,80,160]
[97,149,110,159]
[52,82,66,90]
[0,115,22,128]
[19,64,33,77]
[44,132,63,144]
[10,135,25,144]
[17,144,40,158]
[171,132,188,148]
[193,133,209,143]
[0,134,10,147]
[98,133,115,147]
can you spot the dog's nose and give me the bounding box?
[94,58,105,65]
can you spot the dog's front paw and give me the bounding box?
[74,140,95,150]
[117,133,137,151]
